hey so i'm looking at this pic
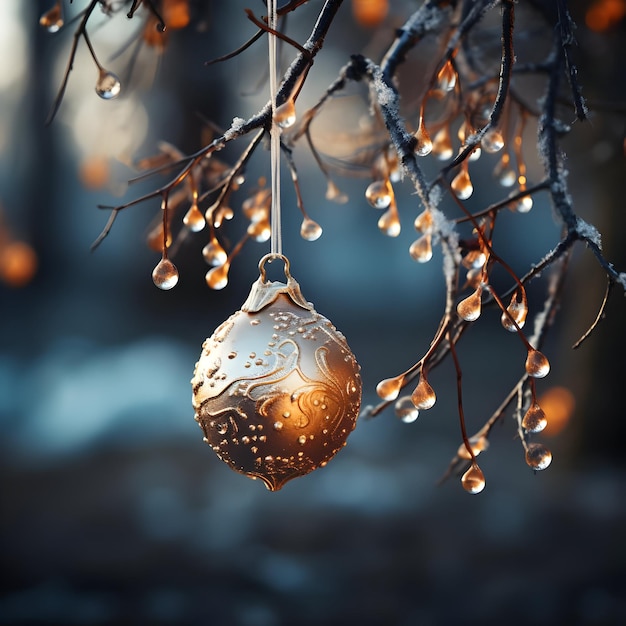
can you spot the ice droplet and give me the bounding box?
[468,147,482,162]
[326,180,348,203]
[152,257,179,290]
[242,189,270,222]
[394,396,419,423]
[376,375,403,401]
[437,59,457,92]
[378,207,401,237]
[457,435,489,460]
[514,195,534,213]
[498,167,517,187]
[247,218,271,242]
[214,205,234,227]
[522,403,548,433]
[413,209,433,234]
[365,180,393,209]
[40,3,64,32]
[457,287,482,322]
[415,120,433,156]
[461,464,486,494]
[300,217,323,241]
[481,128,505,153]
[525,443,552,470]
[411,376,436,410]
[462,250,486,270]
[525,349,550,378]
[183,203,206,232]
[95,70,121,100]
[432,126,454,161]
[202,238,228,267]
[451,168,473,200]
[409,234,433,263]
[206,263,229,290]
[465,267,482,289]
[274,99,296,128]
[501,291,528,332]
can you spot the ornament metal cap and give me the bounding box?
[241,253,312,313]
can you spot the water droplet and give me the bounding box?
[183,202,206,232]
[432,126,454,160]
[152,257,179,290]
[95,69,121,99]
[415,119,433,156]
[378,207,401,237]
[376,375,403,401]
[481,128,505,153]
[202,238,228,266]
[457,435,489,460]
[247,218,271,242]
[298,435,307,445]
[461,464,486,494]
[457,287,482,321]
[494,153,517,187]
[214,205,234,227]
[40,3,64,32]
[394,396,419,423]
[468,147,482,162]
[451,168,473,200]
[273,421,284,431]
[522,403,548,433]
[216,422,228,435]
[242,188,270,222]
[300,217,323,241]
[409,234,433,263]
[525,443,552,470]
[437,59,457,92]
[465,266,482,289]
[501,291,528,332]
[413,209,434,234]
[365,180,393,209]
[525,349,550,378]
[326,180,348,203]
[462,250,486,270]
[514,195,534,213]
[206,263,229,290]
[274,98,296,128]
[411,376,436,410]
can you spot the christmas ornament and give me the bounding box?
[191,254,362,490]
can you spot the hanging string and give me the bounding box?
[268,0,282,256]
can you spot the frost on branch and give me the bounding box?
[42,0,625,493]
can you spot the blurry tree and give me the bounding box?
[27,0,626,492]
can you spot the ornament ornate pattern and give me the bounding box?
[192,255,362,490]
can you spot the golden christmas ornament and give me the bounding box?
[191,254,362,491]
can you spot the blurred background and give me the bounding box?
[1,1,625,624]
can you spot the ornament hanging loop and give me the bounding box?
[258,253,291,284]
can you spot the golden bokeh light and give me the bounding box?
[537,386,576,438]
[0,240,38,288]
